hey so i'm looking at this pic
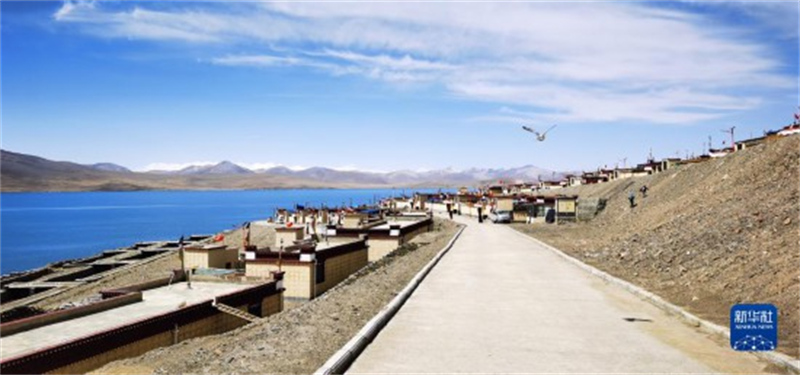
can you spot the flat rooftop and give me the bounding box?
[370,219,425,231]
[0,281,251,361]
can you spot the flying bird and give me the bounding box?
[522,124,557,141]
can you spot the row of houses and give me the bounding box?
[407,121,800,226]
[406,192,580,225]
[0,205,434,374]
[508,121,800,191]
[183,210,433,302]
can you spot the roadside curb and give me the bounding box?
[508,227,800,374]
[314,224,466,375]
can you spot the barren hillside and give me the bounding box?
[514,134,800,358]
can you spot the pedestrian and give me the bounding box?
[446,202,453,220]
[628,191,636,208]
[640,185,648,198]
[477,205,484,223]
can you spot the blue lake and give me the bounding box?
[0,189,437,274]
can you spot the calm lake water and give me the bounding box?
[0,189,438,274]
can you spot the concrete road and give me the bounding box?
[349,215,772,373]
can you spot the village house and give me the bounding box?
[613,168,635,180]
[735,136,767,151]
[244,238,368,301]
[325,214,433,262]
[581,170,611,184]
[708,147,733,158]
[778,123,800,136]
[511,194,577,224]
[492,195,515,212]
[656,158,682,171]
[538,180,565,190]
[0,273,284,374]
[183,243,239,270]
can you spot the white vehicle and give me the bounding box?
[489,210,512,224]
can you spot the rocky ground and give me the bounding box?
[31,253,182,311]
[93,218,460,374]
[512,135,799,358]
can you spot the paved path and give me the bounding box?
[349,215,771,373]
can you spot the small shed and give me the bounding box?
[183,244,238,269]
[555,196,578,222]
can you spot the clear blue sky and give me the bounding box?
[2,1,798,172]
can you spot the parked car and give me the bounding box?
[490,210,512,223]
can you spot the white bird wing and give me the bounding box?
[541,124,558,135]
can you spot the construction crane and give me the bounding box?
[521,124,557,141]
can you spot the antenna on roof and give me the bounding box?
[721,126,736,152]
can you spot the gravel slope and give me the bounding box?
[512,135,799,358]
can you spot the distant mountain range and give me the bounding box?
[144,160,564,185]
[88,163,132,173]
[0,150,565,192]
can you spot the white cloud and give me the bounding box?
[52,1,796,125]
[211,54,335,70]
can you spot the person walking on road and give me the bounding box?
[628,190,636,208]
[477,205,484,223]
[640,185,648,198]
[446,202,453,220]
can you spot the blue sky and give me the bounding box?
[1,1,798,172]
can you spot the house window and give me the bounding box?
[316,260,326,284]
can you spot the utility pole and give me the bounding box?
[721,126,736,152]
[179,235,192,289]
[179,235,185,283]
[278,238,284,272]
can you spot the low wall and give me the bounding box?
[0,293,142,338]
[247,262,313,300]
[576,198,606,221]
[316,247,368,296]
[0,282,282,375]
[0,268,53,289]
[368,238,401,262]
[457,204,483,218]
[365,219,432,262]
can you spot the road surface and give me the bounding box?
[349,214,772,373]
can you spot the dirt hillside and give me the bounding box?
[513,134,799,358]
